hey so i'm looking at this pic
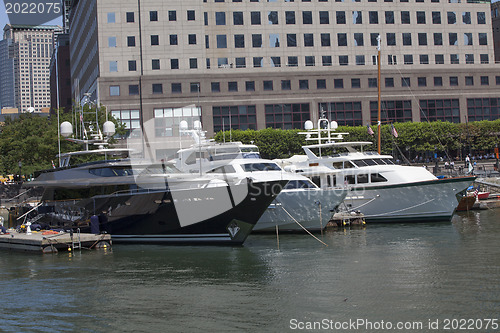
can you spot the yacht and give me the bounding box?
[174,137,347,232]
[276,118,475,223]
[23,122,287,245]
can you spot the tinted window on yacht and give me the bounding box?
[352,160,369,167]
[364,159,377,166]
[371,159,385,165]
[242,163,281,171]
[53,185,133,200]
[371,173,388,182]
[345,175,356,184]
[89,167,134,177]
[208,165,236,174]
[382,158,395,165]
[357,174,369,183]
[284,179,317,189]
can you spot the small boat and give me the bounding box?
[477,192,490,200]
[456,194,476,211]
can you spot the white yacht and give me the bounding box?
[277,118,475,223]
[174,136,347,232]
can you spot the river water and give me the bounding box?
[1,209,499,332]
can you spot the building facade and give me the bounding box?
[0,38,15,110]
[1,24,60,114]
[50,33,72,112]
[70,0,500,147]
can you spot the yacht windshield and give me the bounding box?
[242,163,282,172]
[89,167,134,177]
[284,179,317,189]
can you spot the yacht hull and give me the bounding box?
[341,177,475,223]
[254,188,347,232]
[38,180,287,245]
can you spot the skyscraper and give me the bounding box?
[1,24,61,113]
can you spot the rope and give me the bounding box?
[277,201,328,247]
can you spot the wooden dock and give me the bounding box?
[0,230,112,253]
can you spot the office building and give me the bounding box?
[1,24,60,114]
[70,0,500,148]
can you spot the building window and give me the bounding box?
[211,82,220,92]
[432,11,441,24]
[370,100,412,123]
[317,79,327,89]
[450,54,459,64]
[288,56,298,67]
[369,11,378,24]
[339,55,348,66]
[435,54,444,64]
[168,10,177,21]
[253,57,263,68]
[352,11,362,24]
[190,83,200,93]
[235,57,246,68]
[321,102,362,126]
[227,81,238,92]
[477,12,486,24]
[304,34,314,47]
[416,11,425,24]
[319,11,329,24]
[266,103,311,129]
[281,80,291,90]
[187,10,196,21]
[333,79,343,89]
[235,34,245,48]
[127,36,136,47]
[154,106,201,138]
[171,59,179,69]
[303,11,313,24]
[450,32,459,45]
[263,80,273,91]
[465,76,474,86]
[467,98,500,121]
[271,56,281,67]
[420,99,460,123]
[480,54,489,64]
[386,33,396,46]
[299,80,309,90]
[337,11,346,24]
[171,83,182,93]
[418,77,427,87]
[246,81,255,91]
[189,58,198,69]
[126,12,134,23]
[150,11,158,21]
[322,56,332,66]
[251,12,261,25]
[385,11,394,24]
[368,78,377,88]
[420,55,429,65]
[481,76,489,86]
[479,33,488,45]
[434,33,442,46]
[152,84,163,94]
[270,34,280,47]
[462,12,471,24]
[434,77,443,86]
[233,12,243,25]
[252,34,262,47]
[286,11,295,24]
[447,12,456,24]
[109,61,118,72]
[321,34,330,47]
[351,78,361,88]
[213,105,257,132]
[128,60,137,71]
[465,54,474,64]
[338,33,347,46]
[305,56,315,66]
[385,77,394,87]
[217,35,227,48]
[129,85,139,95]
[110,86,120,96]
[450,76,458,86]
[464,33,473,46]
[216,12,226,25]
[151,35,159,46]
[401,11,410,24]
[111,109,140,138]
[108,37,116,47]
[418,33,427,46]
[268,11,279,24]
[402,77,410,87]
[402,33,411,46]
[188,34,197,45]
[354,33,364,46]
[170,35,178,45]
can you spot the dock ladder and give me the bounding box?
[70,228,82,250]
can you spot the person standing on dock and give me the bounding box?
[0,220,6,234]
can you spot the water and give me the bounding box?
[1,209,500,332]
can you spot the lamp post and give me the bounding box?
[495,143,499,172]
[18,161,22,182]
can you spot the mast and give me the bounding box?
[377,34,381,154]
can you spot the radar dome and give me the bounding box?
[304,120,313,130]
[60,122,73,137]
[179,120,189,130]
[103,121,116,137]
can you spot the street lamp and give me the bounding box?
[495,143,499,172]
[18,161,22,182]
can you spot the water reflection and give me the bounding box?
[1,210,500,332]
